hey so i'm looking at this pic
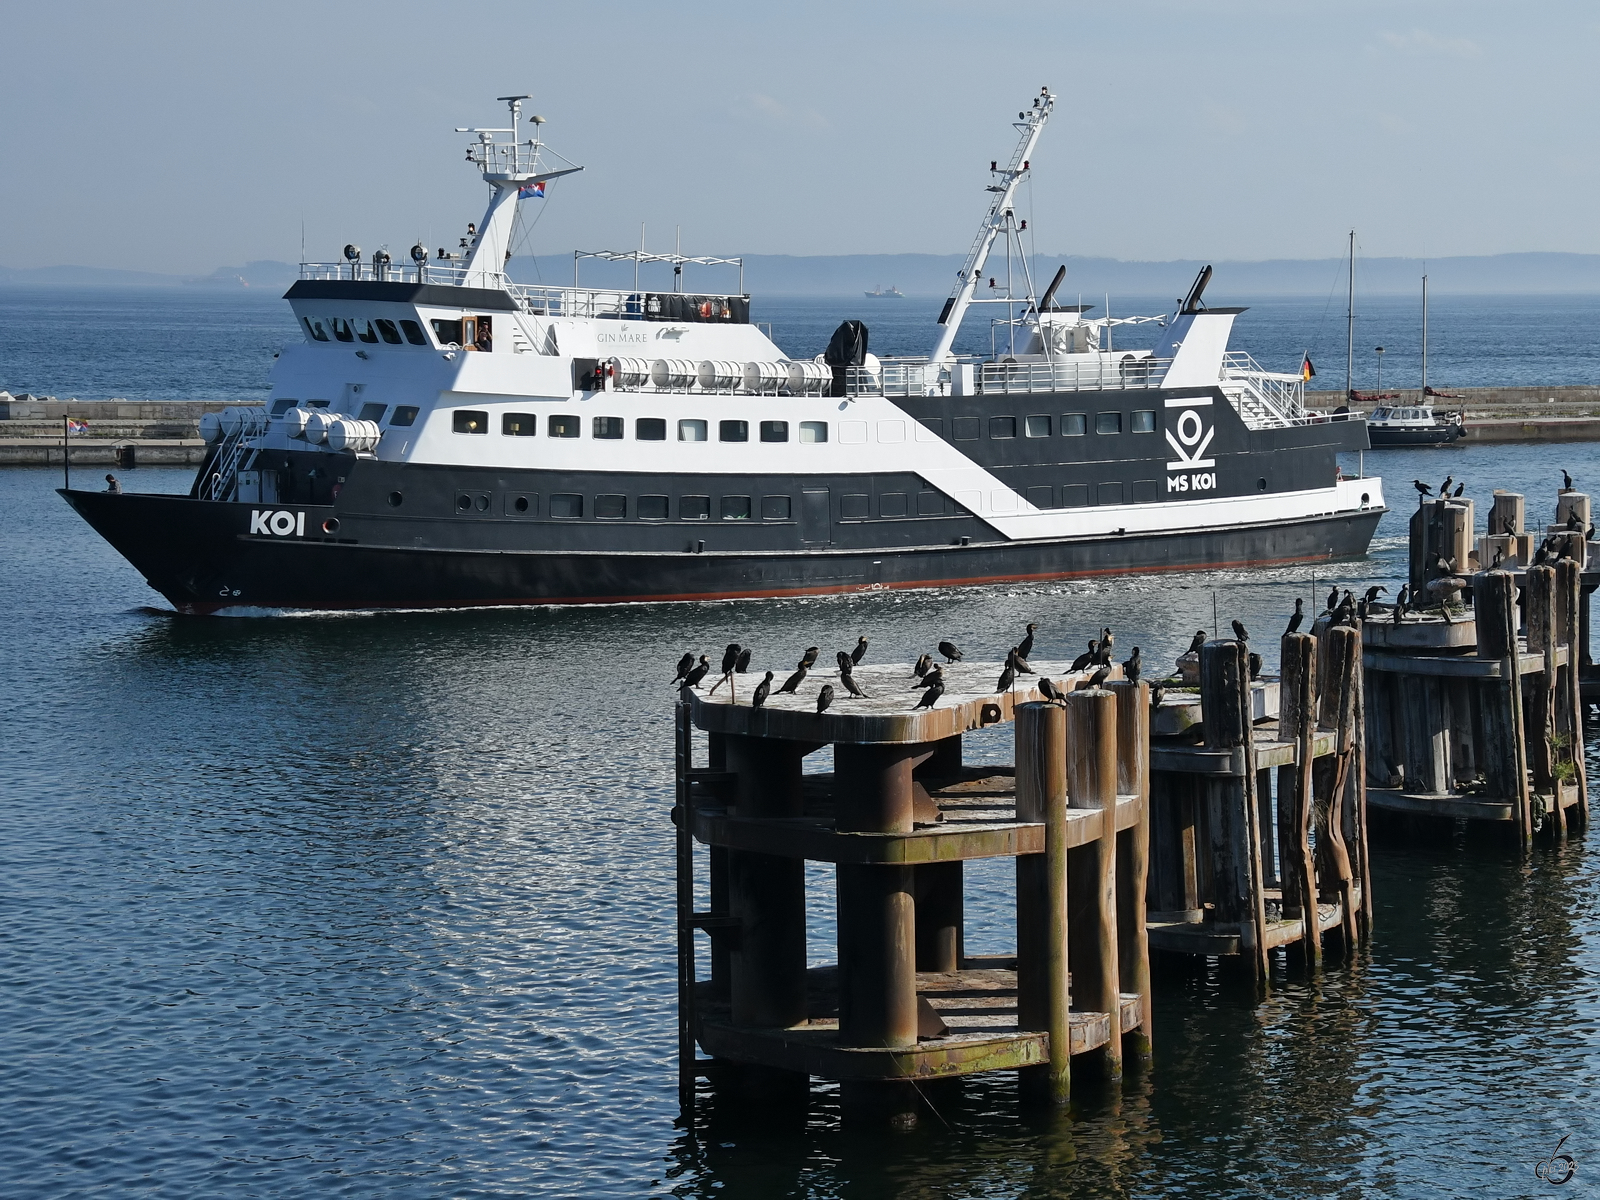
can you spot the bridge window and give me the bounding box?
[1095,412,1122,435]
[799,421,828,444]
[639,495,669,519]
[399,319,428,345]
[302,317,329,342]
[549,414,580,438]
[841,494,870,519]
[594,416,624,439]
[305,399,331,408]
[1025,415,1051,437]
[549,493,583,518]
[374,319,404,345]
[270,398,297,416]
[679,419,708,442]
[503,413,536,436]
[636,418,666,440]
[357,402,387,422]
[355,320,379,344]
[720,420,749,442]
[1061,413,1087,436]
[430,318,463,347]
[1131,410,1156,433]
[721,495,752,520]
[880,492,908,517]
[453,410,488,434]
[762,495,791,519]
[989,416,1017,439]
[681,495,711,520]
[331,318,355,343]
[760,420,789,443]
[390,406,419,427]
[595,494,626,519]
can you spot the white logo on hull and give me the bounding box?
[250,510,306,537]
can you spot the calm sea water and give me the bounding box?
[2,290,1599,1198]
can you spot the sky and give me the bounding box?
[3,0,1598,275]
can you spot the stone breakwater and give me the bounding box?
[1308,385,1600,443]
[0,393,234,466]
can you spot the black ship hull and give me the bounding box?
[1367,423,1464,447]
[62,488,1382,615]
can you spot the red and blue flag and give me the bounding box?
[518,180,545,199]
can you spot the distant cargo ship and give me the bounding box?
[864,285,905,298]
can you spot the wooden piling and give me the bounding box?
[1109,680,1152,1061]
[1279,632,1322,968]
[1475,570,1534,844]
[1016,701,1070,1103]
[1557,558,1590,829]
[1319,626,1361,951]
[1065,688,1121,1078]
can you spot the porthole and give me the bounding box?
[322,517,340,533]
[388,491,403,507]
[456,495,471,511]
[514,495,530,513]
[1257,478,1267,491]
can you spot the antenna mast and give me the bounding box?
[1345,229,1355,401]
[1420,271,1428,397]
[929,88,1055,367]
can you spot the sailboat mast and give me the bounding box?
[1345,229,1355,401]
[1421,273,1429,397]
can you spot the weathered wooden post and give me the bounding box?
[1066,688,1121,1078]
[1557,557,1590,830]
[1317,626,1361,951]
[1525,564,1560,833]
[1475,570,1533,844]
[1278,631,1322,967]
[1016,701,1070,1103]
[1108,680,1152,1062]
[1200,640,1269,982]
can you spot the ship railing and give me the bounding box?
[1218,351,1315,428]
[979,355,1172,394]
[201,409,270,502]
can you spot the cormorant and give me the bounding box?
[1122,647,1141,683]
[938,640,964,663]
[816,684,835,714]
[777,661,808,694]
[997,663,1016,692]
[1286,598,1305,634]
[751,671,774,709]
[1186,629,1207,655]
[836,650,854,674]
[1413,479,1432,497]
[1086,663,1112,689]
[672,652,695,685]
[1231,619,1249,643]
[801,646,820,669]
[914,679,945,709]
[913,653,933,679]
[1248,652,1263,681]
[1070,641,1097,671]
[840,670,868,699]
[1440,474,1453,498]
[1363,585,1387,605]
[1008,647,1036,674]
[720,644,741,674]
[916,665,945,691]
[1018,623,1038,660]
[1038,675,1063,704]
[851,636,869,665]
[1563,468,1574,491]
[734,647,753,673]
[1453,481,1465,498]
[1092,630,1114,666]
[1150,682,1166,709]
[682,655,711,690]
[1326,584,1340,611]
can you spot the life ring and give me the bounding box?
[699,300,712,318]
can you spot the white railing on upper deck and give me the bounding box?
[842,354,1174,398]
[1219,351,1312,428]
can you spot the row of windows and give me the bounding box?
[930,411,1156,439]
[452,411,830,443]
[454,490,795,521]
[303,316,431,346]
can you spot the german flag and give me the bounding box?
[1301,354,1316,382]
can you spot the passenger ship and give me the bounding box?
[63,91,1385,614]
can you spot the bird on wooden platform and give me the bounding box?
[735,647,753,673]
[836,650,854,674]
[1566,510,1584,531]
[1356,597,1371,623]
[1007,647,1036,675]
[672,652,696,685]
[777,660,808,694]
[1332,597,1356,628]
[1231,618,1249,643]
[1326,583,1341,612]
[913,652,933,679]
[1084,663,1112,689]
[1018,622,1038,660]
[840,668,869,699]
[1070,641,1098,671]
[801,646,820,669]
[1453,481,1465,498]
[720,644,741,675]
[997,662,1016,692]
[681,655,711,690]
[816,684,835,714]
[1092,628,1115,665]
[1363,585,1388,605]
[915,665,945,691]
[938,640,964,663]
[851,636,869,665]
[1440,474,1453,498]
[1393,586,1408,624]
[1563,468,1574,492]
[1413,479,1432,498]
[1285,598,1305,635]
[1186,629,1207,655]
[1248,652,1263,681]
[1122,646,1141,683]
[1150,682,1166,709]
[1038,675,1064,704]
[751,671,774,709]
[914,679,945,709]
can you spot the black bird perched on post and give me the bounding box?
[1122,646,1141,682]
[1150,682,1166,709]
[1186,629,1207,655]
[801,646,820,669]
[915,664,944,691]
[1018,622,1038,660]
[777,660,808,694]
[720,644,741,675]
[836,650,854,674]
[1231,619,1249,643]
[1248,652,1263,681]
[672,652,695,685]
[1085,663,1112,689]
[1440,474,1453,498]
[1007,647,1036,675]
[1285,598,1305,635]
[1092,629,1114,666]
[681,655,711,690]
[1327,583,1340,612]
[914,679,945,709]
[751,671,774,709]
[1363,585,1387,605]
[912,653,933,679]
[816,684,835,714]
[1453,481,1465,498]
[938,640,964,663]
[997,662,1016,692]
[734,647,752,673]
[850,636,869,665]
[1071,641,1098,671]
[1563,468,1574,492]
[1393,591,1407,624]
[1413,479,1432,497]
[840,669,868,699]
[1038,675,1064,704]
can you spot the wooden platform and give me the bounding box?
[1148,893,1355,955]
[695,964,1142,1082]
[1368,782,1582,822]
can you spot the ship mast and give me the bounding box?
[1345,229,1355,402]
[928,88,1055,367]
